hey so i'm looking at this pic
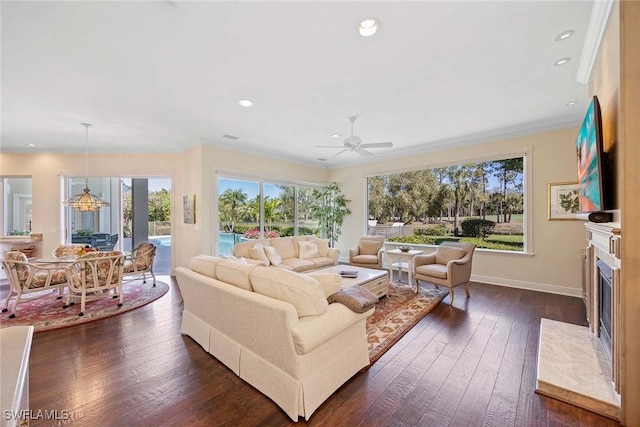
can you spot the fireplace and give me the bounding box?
[596,259,612,360]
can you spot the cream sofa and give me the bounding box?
[175,255,374,421]
[232,235,339,272]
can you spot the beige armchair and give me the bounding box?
[348,236,385,269]
[413,242,476,304]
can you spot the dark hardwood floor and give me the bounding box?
[24,276,621,426]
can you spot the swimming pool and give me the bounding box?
[151,236,172,247]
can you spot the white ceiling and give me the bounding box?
[1,1,595,168]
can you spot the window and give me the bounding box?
[366,157,526,252]
[1,177,32,236]
[217,177,324,255]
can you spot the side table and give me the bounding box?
[386,249,423,291]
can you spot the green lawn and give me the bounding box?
[388,233,524,251]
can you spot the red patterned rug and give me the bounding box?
[367,283,447,364]
[0,280,169,332]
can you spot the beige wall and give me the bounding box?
[0,152,183,261]
[0,146,329,271]
[329,127,586,296]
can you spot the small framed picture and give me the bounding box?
[183,194,196,224]
[548,182,580,220]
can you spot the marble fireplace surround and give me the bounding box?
[535,222,622,420]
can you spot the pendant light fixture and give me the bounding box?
[63,123,110,211]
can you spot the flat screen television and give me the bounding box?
[575,95,610,213]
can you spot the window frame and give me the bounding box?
[363,149,532,254]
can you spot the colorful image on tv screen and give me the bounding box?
[575,99,602,212]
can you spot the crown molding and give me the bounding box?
[576,0,615,84]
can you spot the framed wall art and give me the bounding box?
[548,182,580,220]
[183,194,196,224]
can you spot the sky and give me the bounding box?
[218,178,283,199]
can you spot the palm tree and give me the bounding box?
[218,189,248,231]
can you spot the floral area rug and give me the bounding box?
[367,283,448,365]
[0,280,169,332]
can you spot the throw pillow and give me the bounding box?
[263,246,282,266]
[189,255,223,279]
[249,243,271,265]
[308,273,342,297]
[328,286,378,313]
[435,246,467,265]
[216,260,256,291]
[250,268,328,317]
[298,240,319,259]
[315,239,330,257]
[359,239,382,255]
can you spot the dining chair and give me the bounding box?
[1,251,68,318]
[123,243,157,286]
[63,251,125,316]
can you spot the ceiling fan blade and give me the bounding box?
[331,148,349,157]
[355,147,373,156]
[360,142,393,148]
[314,145,346,148]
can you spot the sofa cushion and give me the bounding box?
[309,257,335,269]
[233,238,269,258]
[359,239,382,255]
[189,255,223,279]
[216,260,257,291]
[351,254,379,264]
[269,237,296,260]
[249,243,271,266]
[436,247,467,265]
[314,239,330,257]
[416,264,448,279]
[298,240,319,259]
[308,272,342,297]
[280,258,315,272]
[263,246,282,266]
[250,268,328,317]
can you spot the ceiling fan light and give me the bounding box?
[358,19,379,37]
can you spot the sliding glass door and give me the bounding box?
[217,176,324,255]
[65,176,172,274]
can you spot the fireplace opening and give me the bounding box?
[596,259,612,361]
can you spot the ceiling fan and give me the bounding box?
[316,116,393,157]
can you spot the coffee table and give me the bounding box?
[311,265,389,298]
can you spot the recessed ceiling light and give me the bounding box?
[331,134,341,139]
[358,19,379,37]
[555,30,575,41]
[26,143,36,147]
[238,99,254,107]
[566,101,578,106]
[554,57,571,66]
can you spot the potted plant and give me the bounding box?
[315,182,351,247]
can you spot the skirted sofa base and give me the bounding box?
[175,255,373,421]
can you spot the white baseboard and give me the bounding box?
[471,274,583,298]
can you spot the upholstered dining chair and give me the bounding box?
[1,251,68,318]
[413,242,477,304]
[122,243,157,286]
[63,251,125,317]
[348,236,385,269]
